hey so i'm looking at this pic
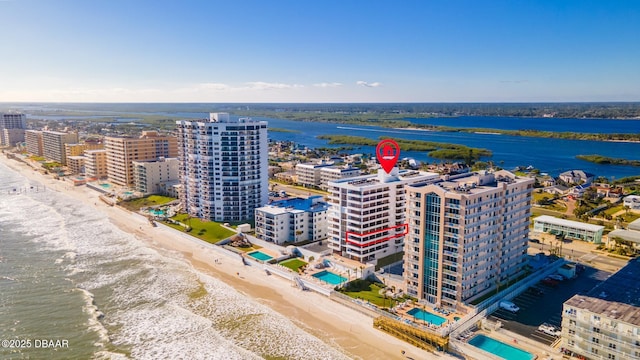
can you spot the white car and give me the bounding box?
[538,323,561,336]
[499,301,520,313]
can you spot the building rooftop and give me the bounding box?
[608,229,640,245]
[330,169,439,189]
[629,218,640,232]
[269,196,329,213]
[566,259,640,325]
[534,215,604,232]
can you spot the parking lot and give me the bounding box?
[489,264,611,345]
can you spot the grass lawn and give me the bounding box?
[604,205,624,216]
[279,258,307,272]
[120,195,176,211]
[166,214,235,244]
[532,192,566,212]
[340,280,399,308]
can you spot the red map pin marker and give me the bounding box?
[376,139,400,174]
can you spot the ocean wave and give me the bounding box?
[0,165,350,360]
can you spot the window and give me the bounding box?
[609,343,616,350]
[592,349,598,355]
[592,337,599,344]
[593,327,601,333]
[607,354,615,360]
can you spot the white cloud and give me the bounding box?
[313,82,343,88]
[356,81,381,88]
[245,81,303,90]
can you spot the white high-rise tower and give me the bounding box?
[176,113,268,222]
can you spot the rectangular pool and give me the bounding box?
[312,270,347,285]
[407,308,446,326]
[468,334,535,360]
[248,251,273,261]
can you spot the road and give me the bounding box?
[528,231,629,273]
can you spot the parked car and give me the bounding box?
[499,301,520,313]
[529,238,540,244]
[541,277,559,287]
[538,323,561,336]
[528,287,545,296]
[576,264,586,274]
[548,274,565,281]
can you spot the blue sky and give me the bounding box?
[1,0,639,102]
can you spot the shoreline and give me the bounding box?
[0,153,440,360]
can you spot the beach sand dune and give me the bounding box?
[1,153,447,360]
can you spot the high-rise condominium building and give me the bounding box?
[404,170,533,310]
[104,131,178,186]
[176,113,268,222]
[327,169,440,263]
[0,113,27,145]
[42,131,79,165]
[25,130,44,156]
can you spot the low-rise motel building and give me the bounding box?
[533,215,605,243]
[561,258,640,360]
[327,168,440,263]
[404,170,534,310]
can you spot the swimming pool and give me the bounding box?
[248,251,273,261]
[149,209,166,216]
[468,334,535,360]
[407,308,447,326]
[99,183,112,189]
[312,270,347,285]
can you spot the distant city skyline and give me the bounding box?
[1,0,639,103]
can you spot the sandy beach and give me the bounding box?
[0,153,444,360]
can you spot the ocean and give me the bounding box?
[0,161,350,360]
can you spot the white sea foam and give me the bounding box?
[0,165,351,360]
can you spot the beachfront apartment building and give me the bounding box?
[327,168,440,263]
[404,170,534,310]
[561,259,640,360]
[25,130,44,156]
[42,130,79,165]
[83,149,108,179]
[176,113,268,222]
[67,156,85,175]
[64,141,103,161]
[255,196,329,245]
[533,215,604,243]
[3,128,25,147]
[132,157,179,195]
[0,113,26,146]
[104,131,178,186]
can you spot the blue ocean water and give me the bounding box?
[11,103,640,178]
[0,160,350,360]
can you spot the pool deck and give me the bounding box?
[462,329,557,360]
[394,302,461,330]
